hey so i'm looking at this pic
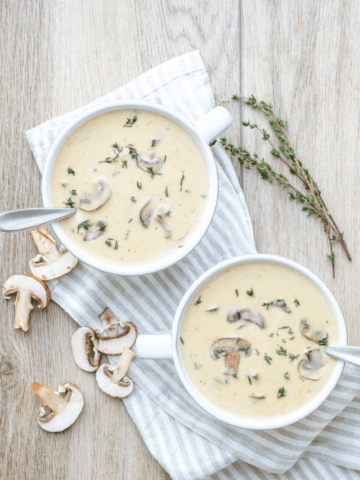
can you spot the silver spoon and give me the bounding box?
[326,345,360,367]
[0,208,76,232]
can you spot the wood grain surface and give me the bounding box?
[0,1,358,479]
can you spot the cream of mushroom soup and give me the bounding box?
[50,109,209,265]
[180,262,339,418]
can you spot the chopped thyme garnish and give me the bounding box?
[114,240,119,250]
[64,197,75,208]
[180,337,184,345]
[165,211,171,217]
[131,196,136,203]
[264,355,272,365]
[288,329,294,335]
[255,349,259,356]
[180,173,185,191]
[164,155,167,163]
[122,160,128,169]
[195,296,202,305]
[279,326,290,329]
[123,116,137,128]
[268,333,274,338]
[147,167,162,178]
[128,145,138,159]
[209,139,217,146]
[97,223,107,232]
[289,353,299,361]
[317,335,329,346]
[276,346,287,356]
[294,299,300,307]
[262,301,273,310]
[289,336,295,340]
[247,376,252,385]
[235,289,239,297]
[70,189,77,196]
[157,215,163,220]
[112,142,120,150]
[165,186,169,197]
[105,239,112,247]
[284,372,290,379]
[82,220,93,230]
[67,168,75,176]
[137,181,142,190]
[237,312,241,320]
[246,288,254,296]
[232,373,238,379]
[277,387,286,399]
[128,219,133,223]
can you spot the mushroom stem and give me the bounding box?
[14,290,33,331]
[111,348,136,384]
[29,382,67,415]
[98,307,117,333]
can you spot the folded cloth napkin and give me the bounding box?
[26,51,360,480]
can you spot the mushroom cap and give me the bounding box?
[300,319,327,343]
[71,327,101,372]
[211,336,251,375]
[139,197,153,228]
[79,178,111,212]
[298,348,325,381]
[77,219,105,241]
[30,250,78,281]
[32,382,84,433]
[96,364,134,399]
[3,274,51,308]
[97,321,138,355]
[136,155,164,173]
[227,307,267,329]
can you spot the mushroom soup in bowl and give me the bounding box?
[179,260,340,419]
[44,102,232,275]
[134,254,347,430]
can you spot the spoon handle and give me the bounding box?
[326,345,360,367]
[0,208,76,232]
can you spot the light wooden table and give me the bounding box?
[1,1,359,479]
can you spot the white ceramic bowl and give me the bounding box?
[134,254,347,430]
[42,102,233,276]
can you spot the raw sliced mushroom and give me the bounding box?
[156,205,172,239]
[207,306,219,313]
[300,319,327,343]
[250,393,265,400]
[139,197,153,228]
[227,307,267,329]
[78,219,105,241]
[96,318,138,355]
[29,226,78,280]
[78,178,111,212]
[3,274,51,331]
[298,348,325,381]
[136,155,164,173]
[71,327,101,372]
[98,306,117,333]
[211,337,251,375]
[96,347,136,399]
[29,382,84,432]
[263,298,291,313]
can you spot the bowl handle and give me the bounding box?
[134,333,173,359]
[195,106,233,144]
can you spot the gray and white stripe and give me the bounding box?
[26,51,360,480]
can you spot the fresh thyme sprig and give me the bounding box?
[216,95,352,278]
[123,115,137,127]
[99,143,123,163]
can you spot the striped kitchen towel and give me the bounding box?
[26,51,360,480]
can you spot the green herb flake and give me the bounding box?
[180,337,184,345]
[124,116,137,128]
[128,219,133,223]
[67,168,75,176]
[284,372,290,379]
[294,299,300,307]
[277,387,286,399]
[264,355,272,365]
[246,288,254,297]
[137,182,142,190]
[70,189,77,196]
[235,289,239,297]
[64,197,75,208]
[276,346,287,356]
[317,335,329,346]
[82,220,93,230]
[97,223,107,232]
[122,160,128,169]
[247,376,252,385]
[165,187,169,197]
[289,353,299,361]
[131,196,136,203]
[195,296,202,306]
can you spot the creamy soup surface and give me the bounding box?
[180,262,339,418]
[51,110,209,265]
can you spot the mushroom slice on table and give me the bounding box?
[300,319,327,343]
[298,348,325,381]
[29,382,84,432]
[211,337,251,375]
[227,307,267,329]
[96,347,136,399]
[139,197,154,228]
[3,274,51,332]
[71,327,101,372]
[29,226,78,280]
[263,298,291,313]
[97,320,138,355]
[78,178,111,212]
